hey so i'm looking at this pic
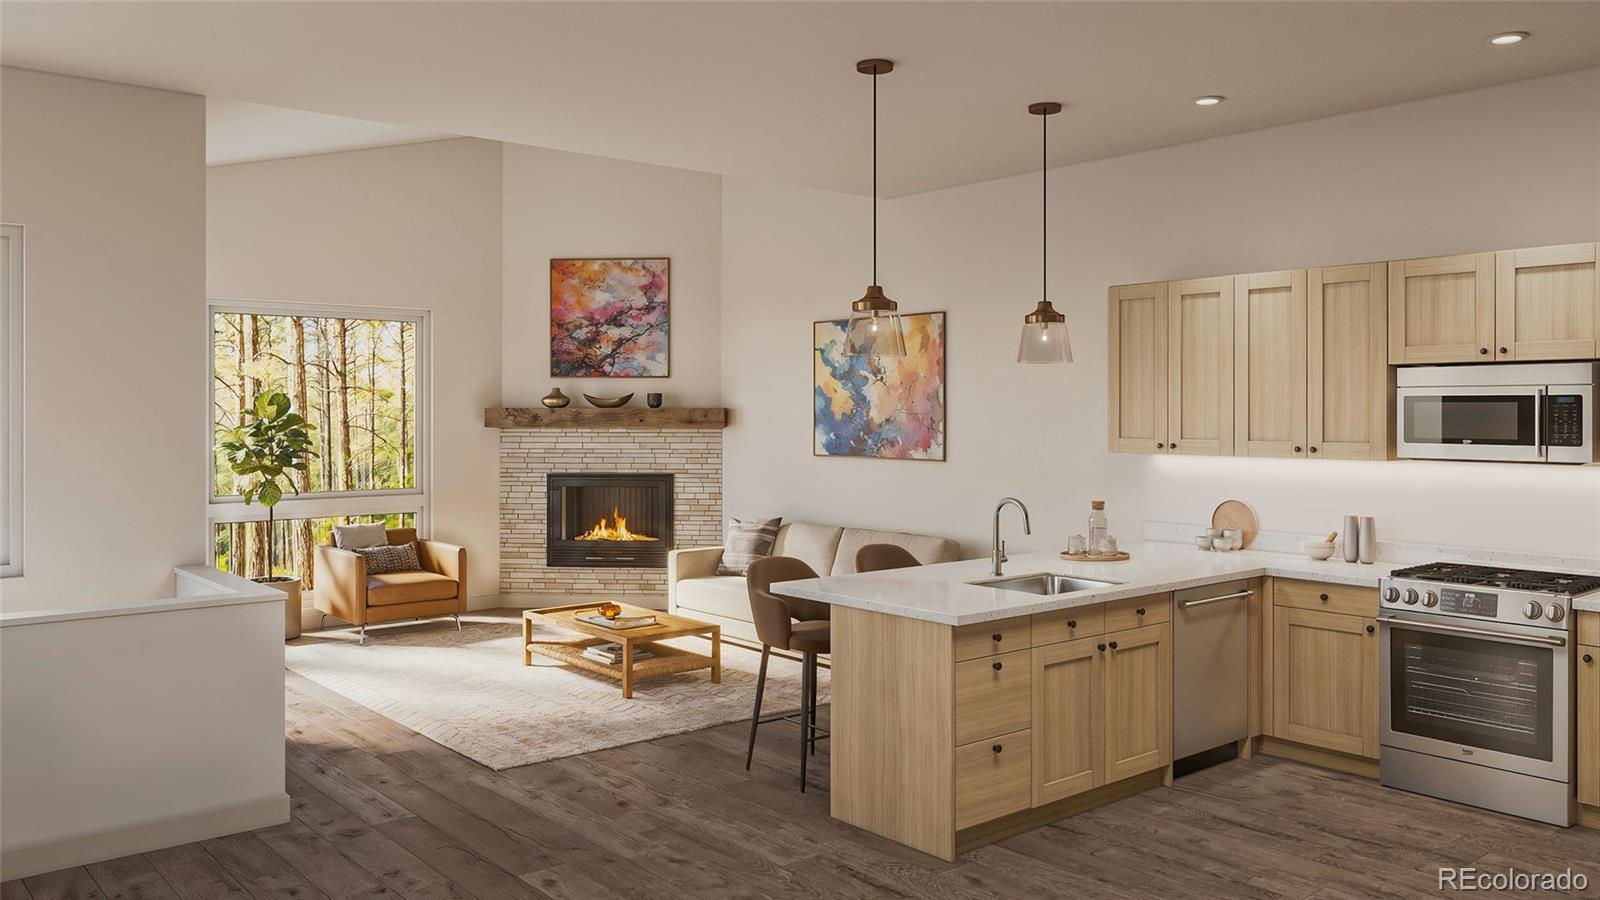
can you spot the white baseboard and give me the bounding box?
[1,792,290,881]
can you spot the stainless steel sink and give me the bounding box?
[969,573,1120,595]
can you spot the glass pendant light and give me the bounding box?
[844,58,907,358]
[1018,101,1072,364]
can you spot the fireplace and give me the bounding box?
[546,473,674,569]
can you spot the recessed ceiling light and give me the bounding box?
[1193,95,1225,107]
[1487,31,1530,45]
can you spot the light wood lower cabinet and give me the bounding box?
[1579,633,1598,809]
[1271,606,1379,759]
[1102,623,1173,782]
[955,730,1032,830]
[955,649,1032,746]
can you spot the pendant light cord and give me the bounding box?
[872,68,878,285]
[1041,110,1047,301]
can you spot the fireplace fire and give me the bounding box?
[547,473,673,568]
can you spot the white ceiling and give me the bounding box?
[4,2,1599,196]
[206,100,453,167]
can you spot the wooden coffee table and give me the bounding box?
[522,602,721,699]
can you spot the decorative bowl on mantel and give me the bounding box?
[583,393,634,409]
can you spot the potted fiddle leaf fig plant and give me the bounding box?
[220,391,317,639]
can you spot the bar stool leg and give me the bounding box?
[798,652,812,792]
[806,652,818,755]
[746,645,770,771]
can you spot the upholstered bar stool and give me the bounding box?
[744,556,830,791]
[854,542,922,573]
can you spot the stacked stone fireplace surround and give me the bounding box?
[499,427,722,602]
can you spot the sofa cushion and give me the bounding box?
[771,522,844,576]
[367,571,459,606]
[831,528,961,576]
[672,575,755,622]
[333,523,389,550]
[715,516,783,576]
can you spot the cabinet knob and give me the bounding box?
[1366,624,1376,634]
[1320,593,1329,602]
[991,633,1003,643]
[1170,443,1178,450]
[1499,347,1508,354]
[1584,653,1593,664]
[1294,446,1303,453]
[992,661,1003,672]
[1156,442,1165,449]
[1310,446,1318,453]
[992,743,1003,754]
[1479,347,1489,355]
[1067,619,1077,629]
[1109,640,1119,650]
[1097,643,1107,652]
[1136,607,1146,616]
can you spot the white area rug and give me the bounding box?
[285,617,828,770]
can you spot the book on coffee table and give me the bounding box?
[580,643,655,665]
[576,613,657,630]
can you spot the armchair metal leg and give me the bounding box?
[358,624,366,645]
[746,645,770,771]
[318,613,327,629]
[453,614,462,631]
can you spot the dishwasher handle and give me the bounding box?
[1179,589,1253,610]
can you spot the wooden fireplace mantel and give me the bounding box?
[484,407,729,429]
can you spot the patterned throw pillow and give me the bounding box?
[716,517,783,576]
[353,541,421,575]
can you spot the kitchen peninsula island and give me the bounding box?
[771,541,1397,861]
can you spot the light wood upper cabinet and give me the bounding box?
[1388,252,1495,364]
[1102,622,1172,782]
[1272,607,1379,759]
[1031,637,1102,805]
[1167,277,1235,456]
[1308,264,1391,460]
[1107,282,1168,453]
[1495,243,1599,361]
[1234,271,1307,458]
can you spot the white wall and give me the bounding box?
[0,67,207,610]
[207,138,505,596]
[501,144,722,407]
[722,68,1600,559]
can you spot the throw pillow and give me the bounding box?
[354,541,421,575]
[716,517,783,576]
[333,523,389,550]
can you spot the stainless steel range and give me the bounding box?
[1378,562,1600,826]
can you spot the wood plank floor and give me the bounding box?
[7,669,1598,899]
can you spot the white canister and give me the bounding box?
[1342,515,1361,563]
[1358,516,1377,564]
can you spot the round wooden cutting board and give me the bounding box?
[1211,500,1259,549]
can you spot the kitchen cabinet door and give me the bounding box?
[1579,643,1599,808]
[1308,264,1390,461]
[1272,608,1379,759]
[1031,637,1102,805]
[1388,252,1495,364]
[1102,622,1172,783]
[1494,243,1599,361]
[1167,277,1235,456]
[1108,282,1169,453]
[1234,270,1307,458]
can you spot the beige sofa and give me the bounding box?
[668,521,960,645]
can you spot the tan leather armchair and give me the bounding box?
[313,527,466,643]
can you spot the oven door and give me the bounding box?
[1396,385,1542,462]
[1379,613,1569,782]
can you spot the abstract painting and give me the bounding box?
[550,258,669,377]
[814,312,945,460]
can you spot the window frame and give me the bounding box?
[205,298,432,549]
[1,224,24,578]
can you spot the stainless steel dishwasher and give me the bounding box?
[1172,579,1251,760]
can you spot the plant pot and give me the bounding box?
[255,576,303,640]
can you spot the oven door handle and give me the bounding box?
[1378,615,1567,647]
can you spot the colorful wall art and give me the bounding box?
[550,258,669,377]
[814,311,946,460]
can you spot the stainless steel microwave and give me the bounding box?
[1396,363,1597,464]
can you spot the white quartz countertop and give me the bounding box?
[771,541,1397,626]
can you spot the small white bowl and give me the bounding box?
[1302,541,1337,561]
[1195,535,1214,551]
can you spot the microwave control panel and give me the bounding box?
[1547,394,1584,447]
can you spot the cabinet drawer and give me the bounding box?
[1104,594,1170,633]
[955,617,1031,661]
[1032,605,1105,645]
[955,649,1032,745]
[1274,579,1378,618]
[955,729,1032,830]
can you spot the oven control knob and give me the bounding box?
[1522,600,1544,620]
[1546,604,1566,623]
[1383,587,1400,604]
[1403,589,1420,605]
[1421,590,1439,608]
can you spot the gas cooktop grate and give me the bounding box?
[1389,562,1600,596]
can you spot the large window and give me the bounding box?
[208,300,428,588]
[1,225,23,577]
